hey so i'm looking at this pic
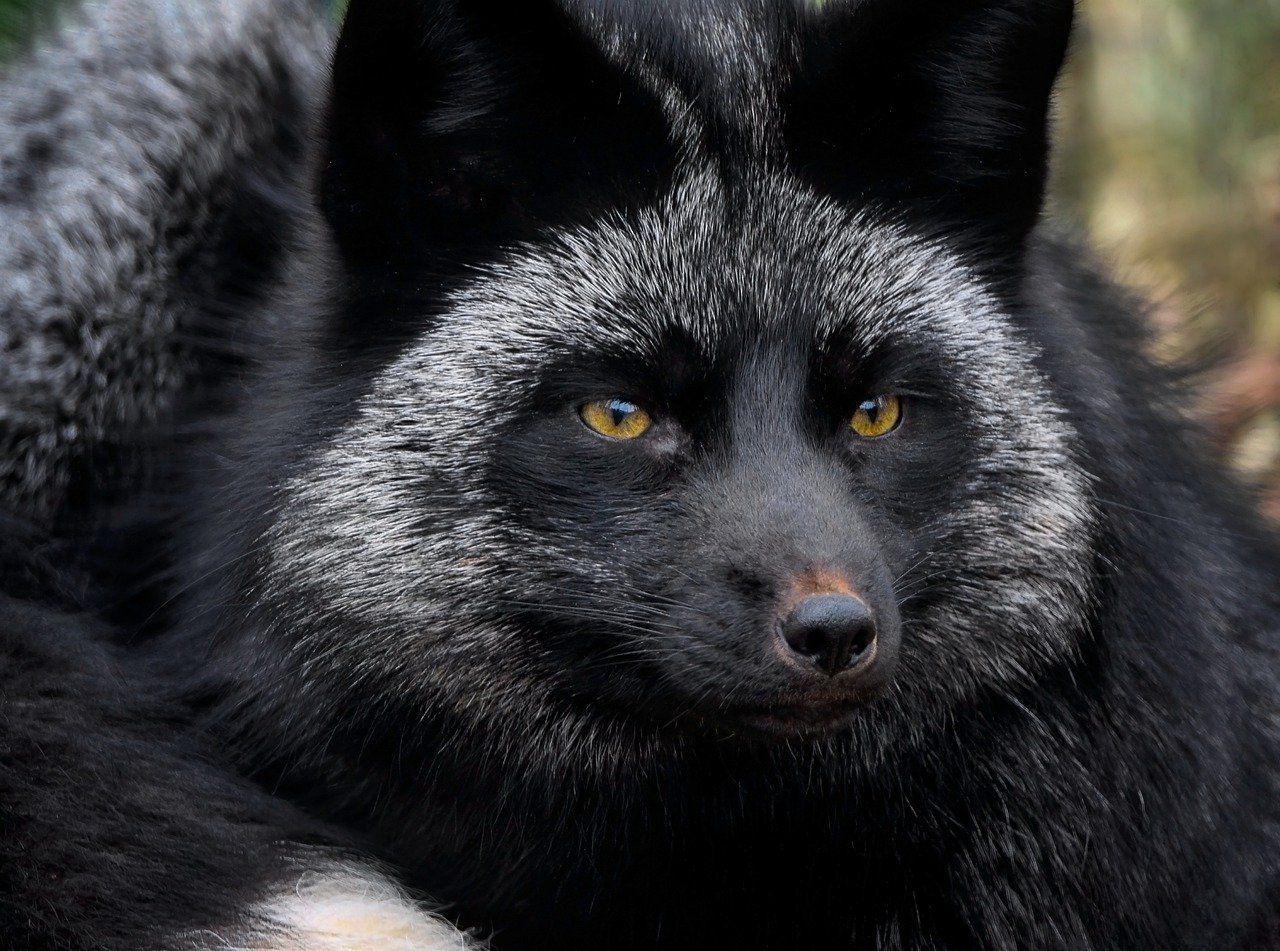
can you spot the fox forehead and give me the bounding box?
[414,171,1004,381]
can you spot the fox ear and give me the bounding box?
[318,0,676,264]
[785,0,1073,257]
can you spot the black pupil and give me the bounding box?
[860,398,881,421]
[609,400,635,426]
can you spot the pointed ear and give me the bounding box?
[318,0,677,265]
[785,0,1073,256]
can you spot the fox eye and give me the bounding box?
[579,399,653,440]
[850,395,903,438]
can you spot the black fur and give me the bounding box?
[1,0,1277,948]
[0,517,351,949]
[787,0,1073,259]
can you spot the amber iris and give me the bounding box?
[579,399,653,440]
[850,395,903,438]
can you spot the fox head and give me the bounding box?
[202,0,1095,764]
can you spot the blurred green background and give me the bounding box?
[2,0,1279,511]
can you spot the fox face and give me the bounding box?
[205,0,1094,760]
[266,177,1094,749]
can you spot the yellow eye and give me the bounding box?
[579,399,653,440]
[850,395,903,438]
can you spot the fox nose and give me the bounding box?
[779,594,877,677]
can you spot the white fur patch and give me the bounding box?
[189,863,480,951]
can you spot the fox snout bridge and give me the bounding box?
[778,593,877,677]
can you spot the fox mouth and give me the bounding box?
[722,691,882,738]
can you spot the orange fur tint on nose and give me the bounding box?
[782,568,862,613]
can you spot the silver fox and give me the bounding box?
[0,0,1276,948]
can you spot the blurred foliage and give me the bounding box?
[1,0,1278,509]
[1053,0,1280,515]
[0,0,52,53]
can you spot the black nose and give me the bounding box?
[779,594,877,677]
